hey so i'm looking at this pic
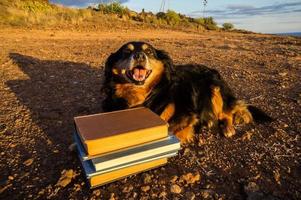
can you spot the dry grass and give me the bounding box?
[0,0,93,27]
[0,0,220,32]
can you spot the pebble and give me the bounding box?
[55,169,74,187]
[141,185,150,192]
[109,193,115,200]
[184,148,191,156]
[23,158,33,166]
[93,189,101,196]
[159,191,167,198]
[186,192,196,200]
[170,175,178,183]
[273,169,281,184]
[122,184,133,193]
[170,184,182,194]
[142,173,152,184]
[244,182,259,193]
[200,190,211,199]
[180,172,201,184]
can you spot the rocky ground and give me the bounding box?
[0,28,300,200]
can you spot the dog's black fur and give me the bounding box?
[102,41,272,142]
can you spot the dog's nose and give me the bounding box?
[133,52,146,61]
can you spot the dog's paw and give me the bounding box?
[175,127,195,144]
[222,126,236,138]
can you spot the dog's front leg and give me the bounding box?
[160,103,175,122]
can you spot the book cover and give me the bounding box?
[74,107,168,156]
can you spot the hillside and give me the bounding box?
[0,0,225,32]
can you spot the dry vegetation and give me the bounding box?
[0,0,224,32]
[0,1,300,200]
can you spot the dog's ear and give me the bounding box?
[101,52,119,95]
[104,52,119,81]
[155,49,174,82]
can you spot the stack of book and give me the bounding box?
[73,107,180,188]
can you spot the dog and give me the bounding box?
[102,41,272,143]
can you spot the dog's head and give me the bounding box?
[104,41,173,86]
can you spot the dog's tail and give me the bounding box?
[247,105,273,123]
[232,101,273,125]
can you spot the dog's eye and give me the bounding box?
[145,48,153,55]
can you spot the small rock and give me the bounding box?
[142,173,152,184]
[170,184,182,194]
[198,137,206,146]
[279,72,287,77]
[109,193,115,200]
[170,175,178,183]
[186,191,196,200]
[200,190,212,199]
[159,191,167,198]
[184,148,190,156]
[74,184,81,192]
[122,184,133,193]
[56,169,75,187]
[244,182,259,193]
[273,169,281,184]
[180,172,201,184]
[141,185,150,192]
[8,176,14,180]
[68,143,77,152]
[242,132,254,141]
[38,189,45,195]
[23,158,33,166]
[93,189,101,196]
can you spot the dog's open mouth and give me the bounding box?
[126,66,152,84]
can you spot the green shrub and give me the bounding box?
[165,10,180,25]
[98,2,129,16]
[193,17,205,25]
[203,17,218,30]
[222,22,234,30]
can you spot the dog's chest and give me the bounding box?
[114,83,150,107]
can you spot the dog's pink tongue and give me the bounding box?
[133,68,147,81]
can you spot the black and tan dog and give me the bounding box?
[102,41,272,143]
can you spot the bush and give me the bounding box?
[165,10,180,25]
[191,17,218,30]
[156,10,181,26]
[202,17,218,30]
[98,2,129,16]
[222,22,234,30]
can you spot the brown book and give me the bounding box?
[89,158,167,187]
[74,107,168,156]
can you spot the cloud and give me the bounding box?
[50,0,130,8]
[189,2,301,18]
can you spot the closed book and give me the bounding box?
[88,158,167,188]
[91,135,180,171]
[75,133,177,175]
[74,107,168,156]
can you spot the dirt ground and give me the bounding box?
[0,28,300,200]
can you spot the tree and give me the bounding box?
[222,22,234,30]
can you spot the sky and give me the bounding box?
[50,0,301,33]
